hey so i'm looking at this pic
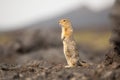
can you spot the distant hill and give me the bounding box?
[29,7,112,28]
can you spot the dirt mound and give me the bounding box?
[104,0,120,65]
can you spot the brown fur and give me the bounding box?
[59,19,89,68]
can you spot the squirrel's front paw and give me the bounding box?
[61,36,65,41]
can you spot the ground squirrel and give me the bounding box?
[59,19,89,68]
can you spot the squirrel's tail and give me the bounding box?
[79,60,90,67]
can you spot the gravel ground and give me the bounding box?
[0,60,120,80]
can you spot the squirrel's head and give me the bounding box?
[59,19,71,27]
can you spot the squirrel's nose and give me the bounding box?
[59,21,61,25]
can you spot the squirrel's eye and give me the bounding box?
[63,20,66,22]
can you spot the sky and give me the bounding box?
[0,0,115,31]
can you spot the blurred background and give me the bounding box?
[0,0,115,64]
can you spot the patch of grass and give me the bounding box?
[74,30,111,51]
[0,35,11,45]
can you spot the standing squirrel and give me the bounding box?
[59,19,89,68]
